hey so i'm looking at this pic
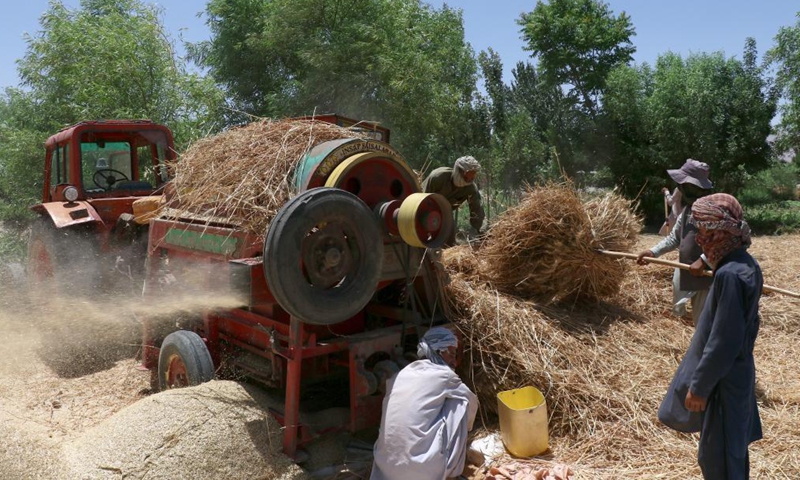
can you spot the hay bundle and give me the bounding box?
[166,119,367,235]
[480,184,641,303]
[446,235,800,478]
[445,249,700,476]
[447,255,676,424]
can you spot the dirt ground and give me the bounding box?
[1,233,799,479]
[0,284,335,479]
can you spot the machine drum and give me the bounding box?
[263,187,384,325]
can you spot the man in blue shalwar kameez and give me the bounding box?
[658,193,762,479]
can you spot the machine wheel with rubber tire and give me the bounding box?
[263,187,384,325]
[158,330,215,390]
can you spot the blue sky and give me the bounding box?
[1,0,798,90]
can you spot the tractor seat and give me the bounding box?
[114,180,154,191]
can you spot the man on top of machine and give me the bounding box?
[422,156,485,246]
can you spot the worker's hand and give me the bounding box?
[685,390,707,412]
[689,258,706,276]
[636,250,654,265]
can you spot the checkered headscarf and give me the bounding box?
[691,193,751,266]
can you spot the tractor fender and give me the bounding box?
[32,201,104,229]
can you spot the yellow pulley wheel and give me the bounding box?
[324,152,383,188]
[397,193,453,248]
[323,151,421,206]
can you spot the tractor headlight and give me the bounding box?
[64,186,79,202]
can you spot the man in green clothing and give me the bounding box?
[421,156,485,247]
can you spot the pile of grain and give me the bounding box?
[165,119,366,235]
[63,380,309,479]
[480,184,641,303]
[0,289,314,479]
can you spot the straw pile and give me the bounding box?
[445,214,800,478]
[479,184,641,303]
[165,119,367,234]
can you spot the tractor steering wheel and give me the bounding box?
[93,168,130,190]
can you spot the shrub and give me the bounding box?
[739,163,798,207]
[0,223,27,263]
[745,201,800,235]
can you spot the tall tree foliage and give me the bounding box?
[603,43,777,220]
[191,0,480,167]
[0,90,45,220]
[514,0,635,178]
[16,0,223,141]
[479,49,508,137]
[768,12,800,156]
[0,0,224,220]
[484,60,564,187]
[518,0,635,116]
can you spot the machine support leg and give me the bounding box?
[283,316,304,457]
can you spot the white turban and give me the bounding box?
[452,156,480,187]
[454,156,480,173]
[417,326,458,366]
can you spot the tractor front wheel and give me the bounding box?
[158,330,215,391]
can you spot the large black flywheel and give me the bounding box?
[264,187,384,325]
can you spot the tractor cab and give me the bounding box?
[42,120,175,205]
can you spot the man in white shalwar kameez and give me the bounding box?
[371,327,479,480]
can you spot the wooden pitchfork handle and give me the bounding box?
[598,250,800,299]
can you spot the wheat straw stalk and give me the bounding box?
[440,187,800,477]
[162,119,368,235]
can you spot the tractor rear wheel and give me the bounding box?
[28,218,139,378]
[27,218,66,290]
[158,330,215,391]
[27,217,98,291]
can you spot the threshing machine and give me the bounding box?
[138,115,455,458]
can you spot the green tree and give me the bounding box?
[768,12,800,155]
[17,0,223,143]
[476,53,558,189]
[603,43,777,221]
[191,0,481,167]
[600,62,654,185]
[478,48,508,136]
[518,0,635,115]
[0,0,224,221]
[0,89,46,220]
[510,59,596,178]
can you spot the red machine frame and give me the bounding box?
[140,132,449,458]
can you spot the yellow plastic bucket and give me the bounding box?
[497,386,549,457]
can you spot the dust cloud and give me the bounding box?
[0,259,248,379]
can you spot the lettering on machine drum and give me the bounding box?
[316,141,401,178]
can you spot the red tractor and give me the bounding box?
[28,119,176,291]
